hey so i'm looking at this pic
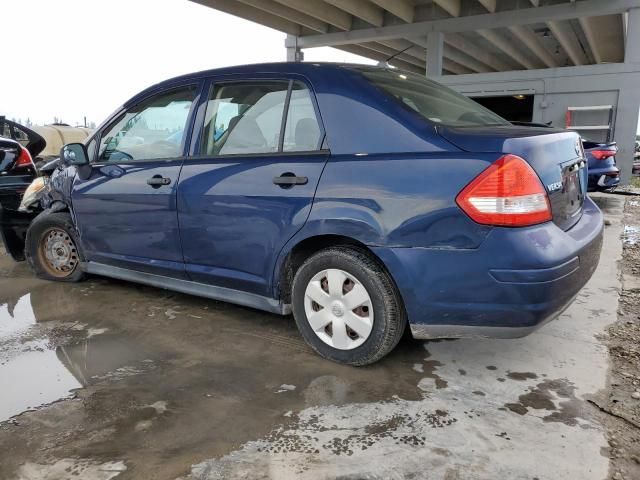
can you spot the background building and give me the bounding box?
[192,0,640,182]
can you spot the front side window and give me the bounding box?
[355,67,510,128]
[98,85,196,162]
[200,82,288,156]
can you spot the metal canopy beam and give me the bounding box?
[368,0,414,23]
[273,0,352,31]
[324,0,384,27]
[289,0,640,48]
[193,0,302,35]
[578,17,602,63]
[508,25,560,68]
[477,29,540,69]
[236,0,328,33]
[548,20,588,65]
[443,34,512,71]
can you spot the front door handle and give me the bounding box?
[273,173,308,187]
[147,175,171,188]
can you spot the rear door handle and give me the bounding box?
[273,173,308,187]
[147,175,171,187]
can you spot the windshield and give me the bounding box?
[355,67,510,128]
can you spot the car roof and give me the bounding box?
[124,62,383,108]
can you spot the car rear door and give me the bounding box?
[178,76,328,297]
[71,82,201,278]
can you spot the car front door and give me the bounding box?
[178,77,328,297]
[71,83,200,278]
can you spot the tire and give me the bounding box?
[25,211,85,282]
[291,246,406,366]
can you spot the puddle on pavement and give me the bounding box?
[0,293,36,337]
[0,293,78,421]
[0,254,615,479]
[0,349,82,421]
[0,288,152,423]
[0,275,427,429]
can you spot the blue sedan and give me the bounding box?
[584,140,620,191]
[9,63,603,365]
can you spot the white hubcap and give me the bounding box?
[304,268,374,350]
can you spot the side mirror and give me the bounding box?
[60,143,89,166]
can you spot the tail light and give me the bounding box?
[15,146,35,169]
[589,150,616,160]
[456,154,552,227]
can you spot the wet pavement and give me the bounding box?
[0,193,625,480]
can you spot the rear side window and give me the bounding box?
[200,80,322,156]
[12,126,30,146]
[98,85,196,163]
[355,67,510,128]
[0,122,30,146]
[283,83,322,152]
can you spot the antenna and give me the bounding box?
[384,45,413,64]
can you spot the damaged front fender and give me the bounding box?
[1,163,76,262]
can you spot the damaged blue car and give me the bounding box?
[1,63,604,365]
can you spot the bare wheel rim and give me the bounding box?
[303,268,374,350]
[38,227,79,278]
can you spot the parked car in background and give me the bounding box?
[0,117,46,160]
[584,140,620,191]
[0,63,604,365]
[0,135,40,211]
[634,139,640,176]
[0,133,42,260]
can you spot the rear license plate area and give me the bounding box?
[561,160,586,217]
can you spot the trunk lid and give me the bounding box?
[1,118,46,157]
[439,125,587,231]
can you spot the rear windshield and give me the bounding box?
[355,67,510,128]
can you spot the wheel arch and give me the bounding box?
[275,233,403,307]
[48,201,71,213]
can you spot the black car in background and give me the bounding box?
[0,135,39,211]
[0,117,46,157]
[0,118,46,210]
[0,118,46,259]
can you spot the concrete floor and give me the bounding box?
[0,194,624,480]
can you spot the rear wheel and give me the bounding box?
[291,246,406,366]
[26,211,85,282]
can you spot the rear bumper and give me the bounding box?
[588,166,619,191]
[0,205,37,261]
[372,197,604,339]
[0,185,28,211]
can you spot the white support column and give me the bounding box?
[618,8,640,183]
[286,34,304,62]
[426,32,444,77]
[613,87,640,184]
[625,8,640,63]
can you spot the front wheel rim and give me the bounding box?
[303,268,374,350]
[38,228,79,278]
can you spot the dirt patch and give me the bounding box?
[507,371,538,382]
[595,196,640,480]
[504,378,585,426]
[422,351,448,389]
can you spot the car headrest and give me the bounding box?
[294,118,318,151]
